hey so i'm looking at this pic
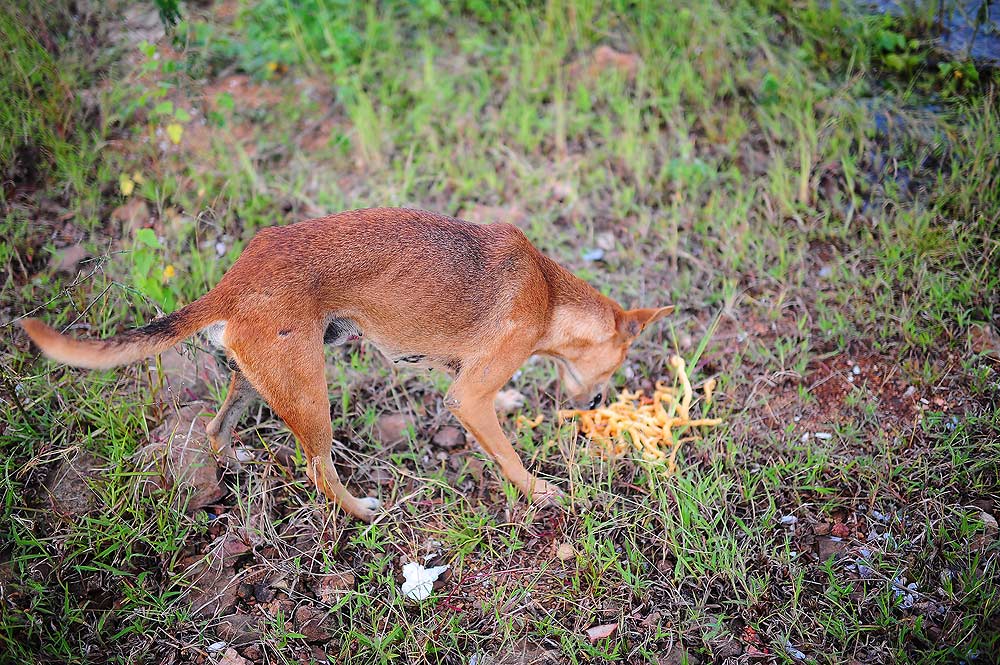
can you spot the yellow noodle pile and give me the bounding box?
[558,355,721,472]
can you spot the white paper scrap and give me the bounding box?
[401,561,449,601]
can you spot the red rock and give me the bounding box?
[585,623,617,643]
[375,413,416,446]
[432,426,466,450]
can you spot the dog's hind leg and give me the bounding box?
[206,370,258,464]
[227,326,380,522]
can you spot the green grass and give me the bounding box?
[2,0,999,663]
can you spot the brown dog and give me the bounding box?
[19,208,671,521]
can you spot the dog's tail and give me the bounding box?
[19,293,225,370]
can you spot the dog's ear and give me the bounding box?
[617,305,674,338]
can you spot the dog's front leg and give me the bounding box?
[446,380,562,505]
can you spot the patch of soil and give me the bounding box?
[204,75,283,112]
[136,401,225,512]
[43,450,102,517]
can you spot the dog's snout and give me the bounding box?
[588,392,603,410]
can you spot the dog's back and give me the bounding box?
[219,208,552,353]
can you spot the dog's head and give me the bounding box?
[554,305,673,409]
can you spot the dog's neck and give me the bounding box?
[533,254,618,356]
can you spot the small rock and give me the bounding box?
[784,642,806,661]
[582,248,604,262]
[432,426,466,450]
[241,645,262,662]
[375,413,416,446]
[138,403,224,511]
[293,604,329,642]
[550,181,575,201]
[316,571,356,604]
[148,345,220,401]
[817,536,848,561]
[813,522,831,536]
[207,641,227,653]
[179,553,240,619]
[852,365,861,375]
[458,204,525,227]
[642,611,662,628]
[556,542,575,561]
[269,444,297,467]
[213,531,251,558]
[218,647,249,665]
[216,614,262,647]
[585,623,617,643]
[814,432,833,441]
[980,510,998,533]
[831,522,850,538]
[969,323,1000,358]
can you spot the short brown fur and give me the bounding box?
[19,208,672,521]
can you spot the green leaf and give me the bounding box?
[173,107,191,122]
[884,53,906,71]
[216,91,235,111]
[153,101,174,116]
[135,228,160,248]
[877,29,904,52]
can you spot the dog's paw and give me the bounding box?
[494,388,526,414]
[529,480,565,507]
[214,450,244,473]
[353,496,383,522]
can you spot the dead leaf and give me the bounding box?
[50,244,89,275]
[556,542,575,561]
[970,323,1000,358]
[585,623,617,643]
[111,197,151,239]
